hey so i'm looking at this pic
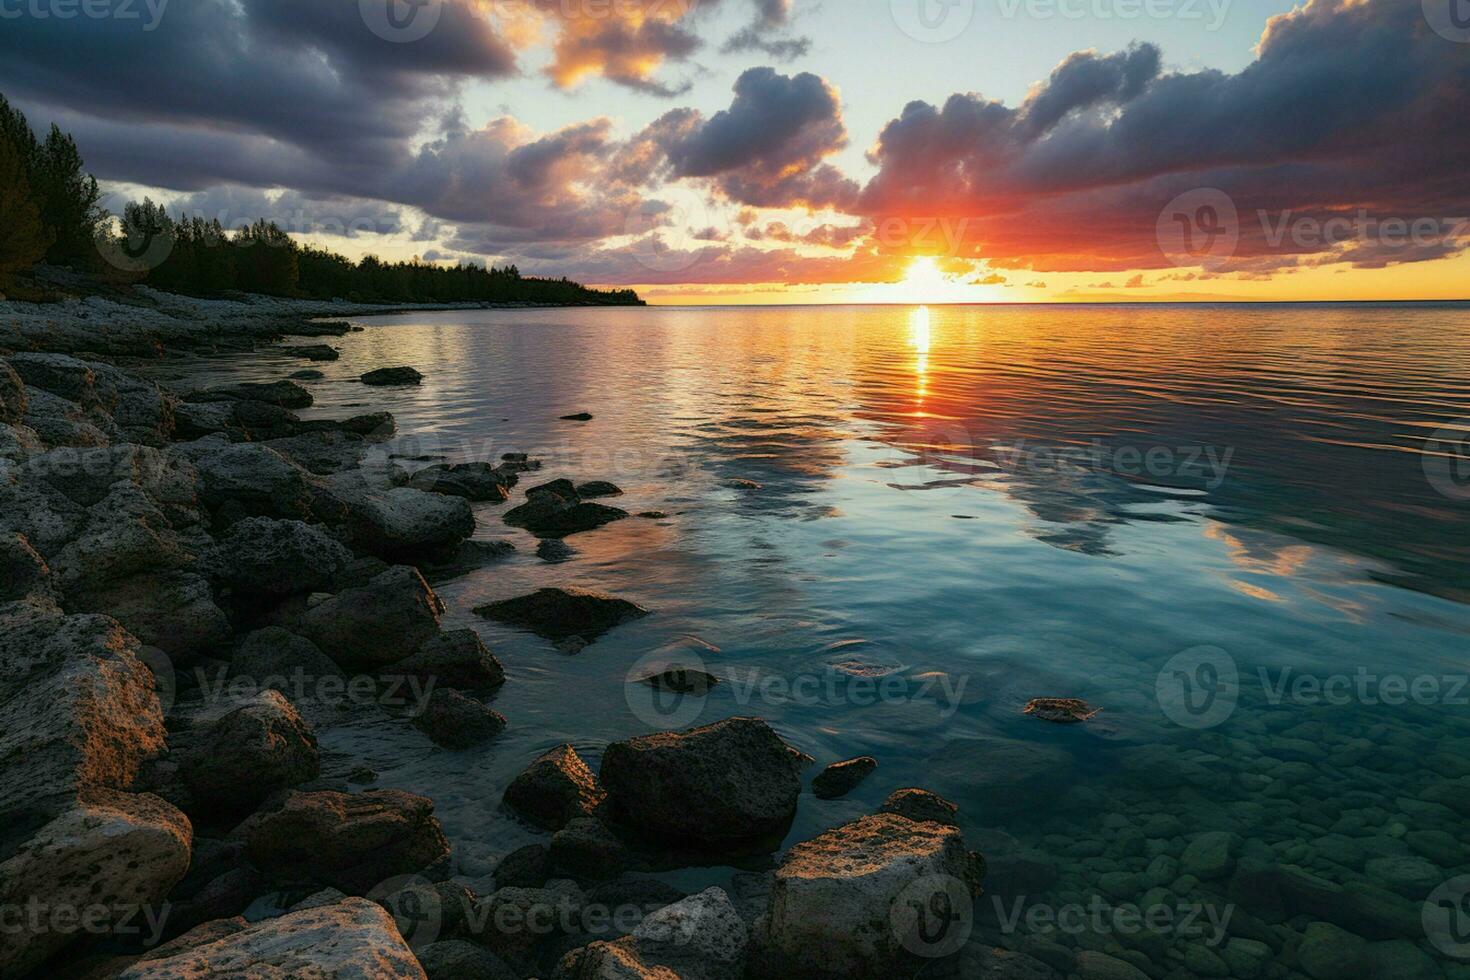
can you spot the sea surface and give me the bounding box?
[164,303,1470,972]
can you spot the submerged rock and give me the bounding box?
[117,898,425,979]
[0,790,193,977]
[879,788,958,826]
[1022,697,1102,724]
[413,689,507,749]
[812,757,878,800]
[476,587,649,645]
[241,789,450,893]
[503,744,606,832]
[362,366,424,387]
[753,813,976,977]
[599,717,800,852]
[575,481,623,499]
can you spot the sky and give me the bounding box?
[2,0,1467,303]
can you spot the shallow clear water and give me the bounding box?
[164,304,1470,972]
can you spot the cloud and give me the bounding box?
[660,67,858,208]
[859,0,1470,272]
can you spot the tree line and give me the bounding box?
[0,94,641,307]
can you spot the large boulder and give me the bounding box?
[117,898,427,979]
[172,691,320,816]
[187,380,314,409]
[8,353,176,445]
[504,745,605,832]
[47,483,193,593]
[388,629,505,691]
[241,789,450,893]
[599,718,800,851]
[70,570,232,661]
[0,790,193,977]
[412,689,507,749]
[183,441,317,521]
[754,813,976,977]
[0,611,165,818]
[337,484,475,559]
[557,887,747,980]
[475,588,649,646]
[296,566,445,669]
[203,516,353,599]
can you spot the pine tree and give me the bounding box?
[34,125,102,267]
[0,132,50,280]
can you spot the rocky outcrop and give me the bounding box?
[811,757,878,800]
[388,629,505,691]
[556,887,747,980]
[753,813,977,977]
[362,367,423,386]
[202,516,353,599]
[296,566,445,669]
[335,484,476,559]
[412,689,507,749]
[117,898,427,979]
[0,611,165,817]
[181,440,318,521]
[475,587,648,646]
[503,745,606,832]
[0,790,193,977]
[70,570,231,661]
[9,353,176,446]
[407,462,516,502]
[240,789,451,893]
[598,718,800,852]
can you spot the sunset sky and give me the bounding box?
[3,0,1467,303]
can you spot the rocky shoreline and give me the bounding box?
[0,292,993,979]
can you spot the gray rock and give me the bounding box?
[504,745,606,832]
[231,627,345,695]
[407,462,515,502]
[599,717,800,851]
[811,757,878,800]
[297,566,445,669]
[576,481,623,499]
[204,517,353,598]
[1181,831,1240,880]
[1298,921,1368,980]
[495,844,552,890]
[413,689,507,749]
[754,813,973,977]
[879,787,959,826]
[184,441,317,520]
[475,587,649,645]
[390,628,506,691]
[71,570,232,661]
[0,531,48,602]
[562,887,747,980]
[240,789,451,893]
[552,817,631,880]
[0,790,193,977]
[417,939,516,980]
[117,898,425,979]
[174,691,320,815]
[1074,951,1150,980]
[362,366,424,386]
[189,379,314,408]
[338,485,476,558]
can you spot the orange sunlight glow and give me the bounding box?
[858,257,1003,305]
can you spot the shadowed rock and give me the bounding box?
[475,587,648,644]
[879,788,958,826]
[413,689,507,749]
[390,628,505,691]
[282,344,339,361]
[297,566,445,669]
[408,462,516,502]
[811,757,878,800]
[599,718,800,853]
[362,366,423,386]
[504,745,605,832]
[187,380,314,409]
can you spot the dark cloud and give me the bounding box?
[859,0,1470,272]
[661,67,857,208]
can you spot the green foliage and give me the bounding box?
[0,91,642,306]
[0,131,51,279]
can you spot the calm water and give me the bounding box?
[166,304,1470,972]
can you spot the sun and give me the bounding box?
[858,257,1003,304]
